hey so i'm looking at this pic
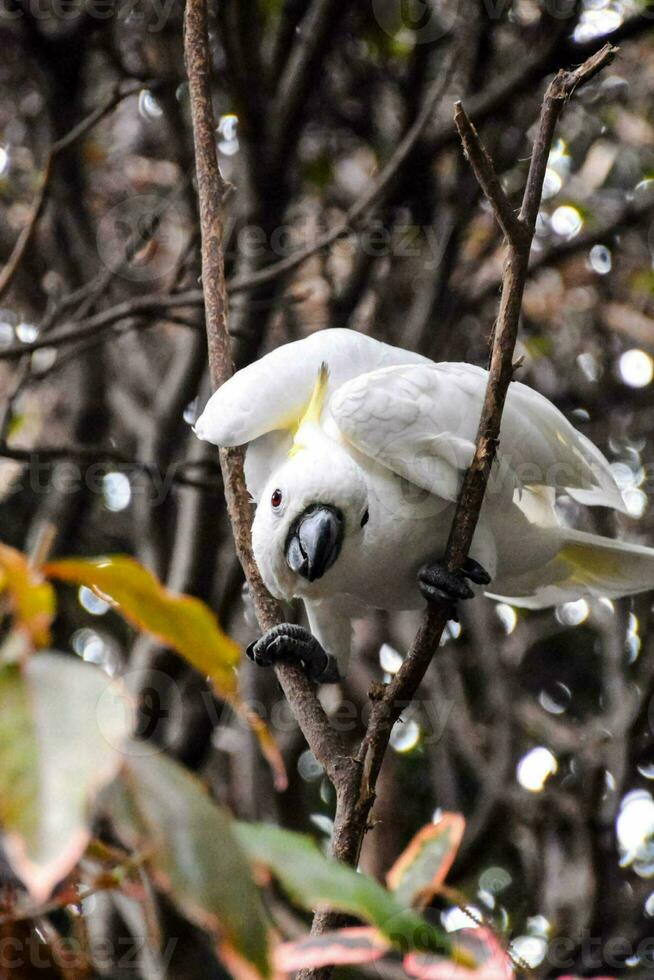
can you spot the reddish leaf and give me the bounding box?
[275,927,390,972]
[387,814,466,908]
[405,928,514,980]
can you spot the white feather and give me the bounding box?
[193,328,427,447]
[330,362,627,511]
[489,528,654,609]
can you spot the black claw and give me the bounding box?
[417,581,461,620]
[246,623,341,683]
[246,639,272,667]
[419,562,474,601]
[418,556,491,608]
[463,557,492,585]
[316,656,341,683]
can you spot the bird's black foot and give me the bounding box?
[418,557,491,617]
[246,623,341,683]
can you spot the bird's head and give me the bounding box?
[252,443,369,599]
[251,366,369,600]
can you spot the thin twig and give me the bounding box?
[452,104,526,247]
[0,80,147,300]
[0,292,203,362]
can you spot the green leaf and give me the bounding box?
[386,814,465,908]
[404,927,513,979]
[123,753,271,979]
[0,653,132,902]
[234,822,456,958]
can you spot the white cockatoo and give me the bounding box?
[194,329,654,680]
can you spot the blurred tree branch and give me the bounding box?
[0,79,149,301]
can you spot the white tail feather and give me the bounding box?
[488,528,654,609]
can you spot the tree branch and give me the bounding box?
[183,0,351,781]
[452,103,526,247]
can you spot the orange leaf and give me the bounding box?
[0,542,55,648]
[46,555,239,691]
[237,702,288,792]
[387,814,465,908]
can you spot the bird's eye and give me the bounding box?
[360,509,369,528]
[271,489,283,509]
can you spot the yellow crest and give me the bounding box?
[289,362,329,457]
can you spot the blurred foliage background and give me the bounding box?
[2,0,654,977]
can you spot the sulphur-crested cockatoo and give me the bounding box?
[194,329,654,681]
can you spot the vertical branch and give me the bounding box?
[183,0,351,779]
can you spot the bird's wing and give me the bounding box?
[193,328,428,447]
[329,362,627,512]
[194,329,428,501]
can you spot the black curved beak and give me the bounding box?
[285,505,344,582]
